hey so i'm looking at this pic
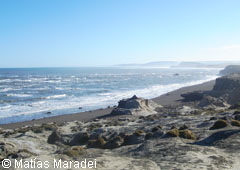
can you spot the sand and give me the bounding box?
[152,80,215,106]
[0,80,215,129]
[2,79,240,170]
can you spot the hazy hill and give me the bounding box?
[115,61,179,68]
[115,61,240,68]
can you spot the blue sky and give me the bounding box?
[1,0,240,67]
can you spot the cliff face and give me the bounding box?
[220,65,240,76]
[181,74,240,106]
[210,74,240,104]
[213,74,240,91]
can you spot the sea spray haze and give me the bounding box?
[0,67,219,124]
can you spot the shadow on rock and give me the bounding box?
[195,129,240,146]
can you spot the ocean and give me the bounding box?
[0,67,220,124]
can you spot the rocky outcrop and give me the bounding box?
[180,74,240,106]
[110,95,161,116]
[69,132,90,145]
[219,65,240,75]
[209,74,240,104]
[212,74,240,92]
[198,95,230,108]
[47,130,62,144]
[1,103,240,170]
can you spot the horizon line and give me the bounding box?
[0,60,240,69]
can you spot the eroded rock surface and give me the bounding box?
[220,65,240,76]
[1,102,240,170]
[110,95,161,116]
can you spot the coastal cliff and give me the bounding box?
[210,74,240,104]
[220,65,240,75]
[1,75,240,170]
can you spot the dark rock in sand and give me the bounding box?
[47,130,62,144]
[145,132,154,140]
[234,115,240,121]
[179,124,189,130]
[70,132,90,146]
[181,91,204,102]
[209,116,218,121]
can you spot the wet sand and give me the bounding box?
[0,80,215,129]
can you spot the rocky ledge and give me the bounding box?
[2,74,240,169]
[181,74,240,107]
[110,95,161,116]
[1,95,240,169]
[220,65,240,76]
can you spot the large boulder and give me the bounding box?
[111,95,161,116]
[47,130,62,144]
[69,132,90,146]
[118,95,148,109]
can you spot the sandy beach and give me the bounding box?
[2,1,240,168]
[0,80,215,129]
[1,74,240,170]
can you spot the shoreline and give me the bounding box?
[0,80,216,129]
